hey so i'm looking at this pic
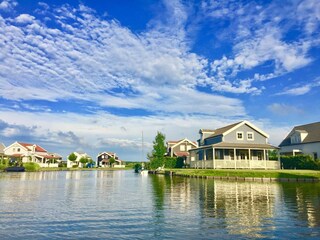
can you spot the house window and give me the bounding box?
[17,148,20,152]
[180,145,186,151]
[13,148,15,152]
[187,145,192,150]
[236,131,244,140]
[247,132,254,141]
[314,153,318,160]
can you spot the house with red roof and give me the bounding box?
[4,141,62,167]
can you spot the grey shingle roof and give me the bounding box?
[279,122,320,147]
[205,122,242,139]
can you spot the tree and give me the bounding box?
[109,157,116,167]
[148,131,166,169]
[79,157,89,167]
[68,153,77,162]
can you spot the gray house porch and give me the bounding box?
[189,143,280,169]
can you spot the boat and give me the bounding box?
[5,166,25,172]
[140,169,149,175]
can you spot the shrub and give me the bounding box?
[281,155,320,170]
[0,164,7,170]
[58,162,67,168]
[23,162,40,172]
[164,157,177,168]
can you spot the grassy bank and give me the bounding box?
[165,169,320,179]
[0,166,132,172]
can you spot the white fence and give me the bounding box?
[38,163,59,168]
[190,159,279,169]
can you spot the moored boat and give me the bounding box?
[5,167,25,172]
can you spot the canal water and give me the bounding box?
[0,170,319,239]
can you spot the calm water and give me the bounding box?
[0,171,320,239]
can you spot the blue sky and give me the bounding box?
[0,0,319,161]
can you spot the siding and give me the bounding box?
[223,124,267,144]
[280,142,320,158]
[205,136,223,145]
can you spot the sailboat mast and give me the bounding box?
[141,131,144,161]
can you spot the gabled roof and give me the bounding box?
[18,142,47,152]
[97,151,117,158]
[204,121,269,139]
[0,143,5,153]
[279,122,320,146]
[167,138,197,148]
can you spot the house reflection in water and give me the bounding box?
[149,175,320,238]
[198,180,279,238]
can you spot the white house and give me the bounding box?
[67,152,92,168]
[279,122,320,160]
[4,141,62,167]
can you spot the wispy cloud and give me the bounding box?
[0,1,248,116]
[276,78,320,96]
[200,0,318,93]
[267,103,303,116]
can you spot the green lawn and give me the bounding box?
[165,169,320,179]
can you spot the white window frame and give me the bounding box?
[187,145,192,151]
[247,132,254,141]
[180,145,186,151]
[236,131,244,140]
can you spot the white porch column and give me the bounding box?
[234,148,237,169]
[204,149,207,169]
[213,148,215,169]
[278,150,281,169]
[264,149,267,170]
[248,148,251,169]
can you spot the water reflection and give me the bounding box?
[0,171,319,239]
[149,175,320,239]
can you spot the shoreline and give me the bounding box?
[154,169,320,182]
[0,167,132,173]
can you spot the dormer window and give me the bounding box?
[237,131,244,140]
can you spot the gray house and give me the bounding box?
[279,122,320,160]
[188,121,279,169]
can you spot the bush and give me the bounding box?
[164,157,185,168]
[23,162,40,172]
[281,155,320,170]
[0,164,8,170]
[58,162,67,168]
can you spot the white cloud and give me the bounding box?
[0,0,17,11]
[15,14,35,24]
[2,127,20,137]
[0,109,288,160]
[202,0,317,92]
[267,103,303,116]
[276,78,320,96]
[0,1,248,116]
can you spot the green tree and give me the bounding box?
[79,157,89,167]
[148,131,166,169]
[268,150,278,160]
[109,157,116,167]
[68,153,77,162]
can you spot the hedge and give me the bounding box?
[281,155,320,170]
